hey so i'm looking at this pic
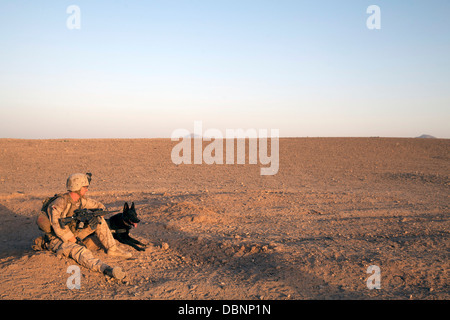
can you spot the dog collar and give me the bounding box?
[110,228,128,234]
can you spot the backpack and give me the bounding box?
[41,193,66,215]
[37,193,71,234]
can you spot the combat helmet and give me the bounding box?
[66,173,92,192]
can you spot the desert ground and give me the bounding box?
[0,137,448,300]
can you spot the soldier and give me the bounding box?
[33,173,131,280]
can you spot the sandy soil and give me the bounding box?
[0,138,448,300]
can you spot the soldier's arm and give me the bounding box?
[82,198,109,228]
[83,197,107,211]
[48,198,76,243]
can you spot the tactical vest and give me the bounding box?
[36,193,74,234]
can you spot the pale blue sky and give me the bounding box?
[0,0,449,138]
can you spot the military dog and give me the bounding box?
[105,202,148,251]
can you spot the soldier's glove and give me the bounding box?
[88,216,101,230]
[75,237,86,248]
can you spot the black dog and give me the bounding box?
[105,202,148,251]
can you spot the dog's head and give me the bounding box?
[122,202,140,228]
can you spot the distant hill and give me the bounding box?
[416,134,437,139]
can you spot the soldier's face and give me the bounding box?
[80,186,88,196]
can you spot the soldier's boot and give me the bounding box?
[103,266,127,280]
[32,236,47,251]
[107,245,132,259]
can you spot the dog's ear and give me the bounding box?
[124,202,129,212]
[131,202,135,210]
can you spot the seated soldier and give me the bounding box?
[33,173,131,280]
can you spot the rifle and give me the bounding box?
[59,208,120,230]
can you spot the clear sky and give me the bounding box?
[0,0,449,138]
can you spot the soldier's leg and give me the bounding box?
[95,217,132,258]
[47,237,107,273]
[94,217,116,250]
[46,237,127,279]
[75,225,96,242]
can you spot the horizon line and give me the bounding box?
[0,136,447,140]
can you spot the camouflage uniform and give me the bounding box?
[45,193,116,272]
[33,173,130,279]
